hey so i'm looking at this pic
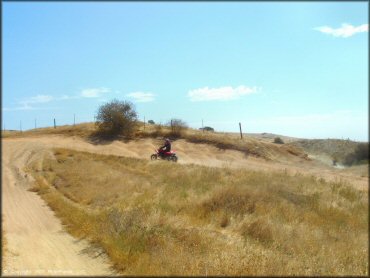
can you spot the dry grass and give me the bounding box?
[1,123,97,139]
[27,148,368,276]
[1,216,7,273]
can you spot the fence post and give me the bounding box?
[239,122,243,139]
[54,118,56,129]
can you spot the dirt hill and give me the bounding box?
[2,123,368,276]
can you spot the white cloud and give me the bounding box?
[81,87,110,98]
[188,85,258,102]
[126,92,155,102]
[3,105,34,111]
[7,94,55,110]
[314,23,368,38]
[25,95,54,103]
[58,94,80,100]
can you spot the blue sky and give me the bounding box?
[3,2,368,141]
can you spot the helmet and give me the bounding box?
[165,138,170,143]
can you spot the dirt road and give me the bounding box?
[2,139,115,276]
[2,135,367,275]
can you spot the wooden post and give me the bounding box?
[54,118,56,129]
[239,122,243,139]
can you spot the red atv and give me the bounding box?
[151,149,178,162]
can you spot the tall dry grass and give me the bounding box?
[1,123,96,139]
[27,148,368,276]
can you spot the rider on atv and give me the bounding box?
[158,138,171,158]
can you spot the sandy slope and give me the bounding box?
[2,135,367,275]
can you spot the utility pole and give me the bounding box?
[239,122,243,139]
[20,121,22,133]
[54,118,56,129]
[202,119,204,132]
[74,114,76,126]
[144,116,145,131]
[35,118,37,129]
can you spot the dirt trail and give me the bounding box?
[2,139,115,276]
[2,135,367,275]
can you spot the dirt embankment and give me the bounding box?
[2,135,367,275]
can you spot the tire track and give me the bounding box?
[2,140,115,276]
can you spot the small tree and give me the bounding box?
[95,99,138,137]
[148,120,155,124]
[168,118,188,137]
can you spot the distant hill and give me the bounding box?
[289,139,361,164]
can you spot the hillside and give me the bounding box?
[290,139,363,165]
[2,122,368,276]
[2,122,309,162]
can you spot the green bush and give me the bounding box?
[95,99,138,137]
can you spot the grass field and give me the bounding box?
[27,147,368,275]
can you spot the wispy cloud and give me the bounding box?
[314,23,368,38]
[188,85,258,102]
[25,94,54,104]
[58,94,80,100]
[4,94,55,111]
[126,92,155,102]
[80,87,110,98]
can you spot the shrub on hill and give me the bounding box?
[168,118,188,137]
[344,142,369,166]
[273,137,284,144]
[95,99,138,137]
[200,126,215,132]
